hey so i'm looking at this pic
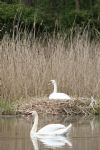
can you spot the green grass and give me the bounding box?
[0,99,16,115]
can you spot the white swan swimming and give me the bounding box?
[30,111,72,137]
[49,80,71,100]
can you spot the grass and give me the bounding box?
[0,99,16,115]
[0,29,100,102]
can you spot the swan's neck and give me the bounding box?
[53,82,57,93]
[31,113,38,133]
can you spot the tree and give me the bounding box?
[75,0,80,11]
[21,0,33,6]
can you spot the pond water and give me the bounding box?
[0,114,100,150]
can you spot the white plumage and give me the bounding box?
[30,111,72,137]
[37,123,72,135]
[49,80,71,100]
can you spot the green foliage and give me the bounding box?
[0,0,100,36]
[0,100,16,115]
[0,0,19,4]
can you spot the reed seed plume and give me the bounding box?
[0,30,100,100]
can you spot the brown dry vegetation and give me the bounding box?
[0,30,100,101]
[15,97,100,116]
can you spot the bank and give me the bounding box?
[0,97,100,116]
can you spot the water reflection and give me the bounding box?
[31,136,72,149]
[90,117,95,133]
[0,115,100,150]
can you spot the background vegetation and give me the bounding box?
[0,0,100,37]
[0,0,100,101]
[0,29,100,100]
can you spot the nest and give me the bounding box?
[16,97,100,116]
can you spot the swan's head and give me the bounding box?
[31,111,38,117]
[51,80,56,84]
[31,111,38,124]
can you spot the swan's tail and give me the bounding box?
[62,123,72,135]
[66,123,72,131]
[52,123,72,135]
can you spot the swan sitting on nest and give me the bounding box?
[49,80,71,100]
[30,111,72,137]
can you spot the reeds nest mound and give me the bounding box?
[16,97,100,116]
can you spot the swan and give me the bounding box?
[49,80,71,100]
[30,111,72,137]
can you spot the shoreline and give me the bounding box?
[0,97,99,116]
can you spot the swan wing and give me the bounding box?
[49,93,71,100]
[52,126,71,135]
[58,93,71,99]
[50,123,72,135]
[37,124,65,134]
[37,124,72,135]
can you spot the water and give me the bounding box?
[0,114,100,150]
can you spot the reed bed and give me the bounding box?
[0,30,100,101]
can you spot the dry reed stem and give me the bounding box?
[0,31,100,100]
